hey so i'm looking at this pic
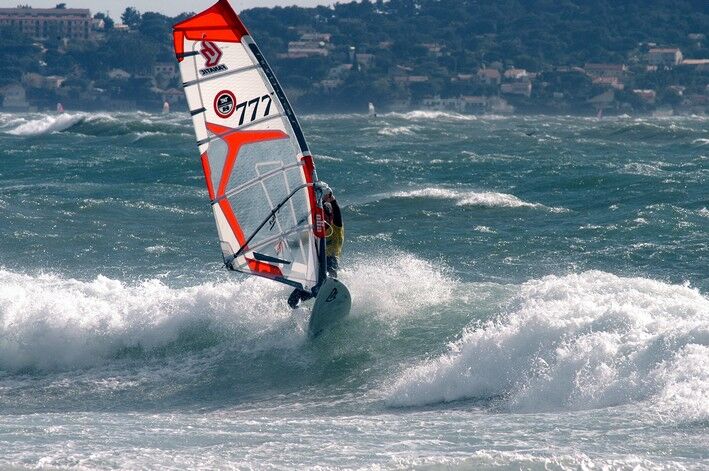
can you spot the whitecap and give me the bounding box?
[388,187,568,213]
[5,113,85,136]
[386,271,709,423]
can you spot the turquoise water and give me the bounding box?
[0,111,707,469]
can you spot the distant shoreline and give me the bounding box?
[1,107,705,119]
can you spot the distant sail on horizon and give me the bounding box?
[173,0,326,293]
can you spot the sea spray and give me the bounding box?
[386,271,709,422]
[0,269,300,371]
[5,113,86,136]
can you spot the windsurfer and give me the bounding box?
[288,186,345,308]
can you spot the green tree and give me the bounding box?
[121,7,141,29]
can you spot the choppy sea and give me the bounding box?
[0,110,707,469]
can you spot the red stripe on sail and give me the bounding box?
[246,258,283,277]
[218,199,246,245]
[200,152,216,200]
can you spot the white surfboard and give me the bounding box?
[308,278,351,338]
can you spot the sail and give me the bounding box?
[173,0,325,292]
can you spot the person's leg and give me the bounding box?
[288,288,314,308]
[326,256,339,278]
[288,288,302,308]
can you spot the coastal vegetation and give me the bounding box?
[1,0,707,113]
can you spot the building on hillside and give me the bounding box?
[501,81,532,97]
[22,73,65,90]
[556,66,586,74]
[281,32,332,58]
[299,33,331,43]
[633,89,656,104]
[0,6,91,40]
[584,63,627,79]
[283,41,330,58]
[503,68,528,80]
[452,73,475,82]
[421,96,463,112]
[153,63,177,79]
[648,48,683,66]
[680,59,709,71]
[108,69,131,80]
[477,68,501,85]
[356,53,375,68]
[1,84,31,111]
[592,76,624,90]
[394,75,430,85]
[421,43,443,56]
[460,96,487,113]
[319,79,343,92]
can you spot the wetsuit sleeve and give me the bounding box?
[331,199,343,227]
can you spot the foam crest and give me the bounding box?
[0,253,453,372]
[342,252,455,319]
[377,125,420,136]
[390,187,568,212]
[0,270,300,372]
[5,113,85,136]
[386,271,709,421]
[386,110,477,121]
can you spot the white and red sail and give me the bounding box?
[173,0,325,292]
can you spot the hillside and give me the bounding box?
[1,0,707,114]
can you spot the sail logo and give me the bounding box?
[325,288,338,302]
[214,90,236,118]
[200,40,222,67]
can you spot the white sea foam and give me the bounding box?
[473,225,495,233]
[79,198,200,215]
[314,154,343,162]
[0,270,299,371]
[0,253,452,371]
[449,450,676,471]
[389,187,568,212]
[386,271,709,421]
[342,253,455,320]
[5,113,85,136]
[378,125,419,136]
[386,110,477,121]
[144,245,171,254]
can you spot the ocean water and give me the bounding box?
[0,110,707,470]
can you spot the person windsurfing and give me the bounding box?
[288,185,344,308]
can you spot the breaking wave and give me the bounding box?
[388,187,569,212]
[386,271,709,421]
[4,113,86,136]
[1,111,192,138]
[386,110,477,121]
[0,252,454,373]
[377,125,421,136]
